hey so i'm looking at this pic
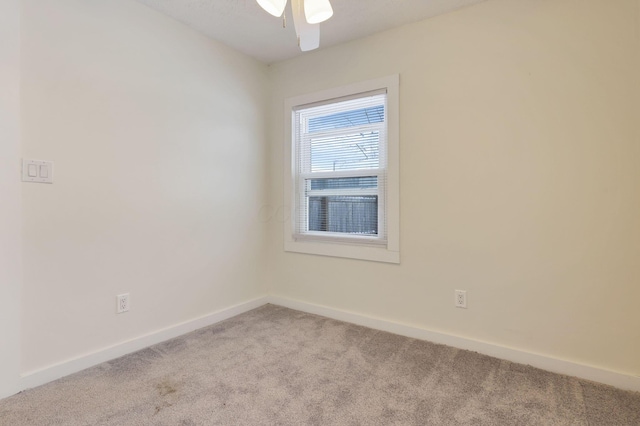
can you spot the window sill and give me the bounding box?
[284,239,400,264]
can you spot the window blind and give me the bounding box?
[293,90,388,245]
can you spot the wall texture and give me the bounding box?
[20,0,269,373]
[268,0,640,377]
[0,0,23,398]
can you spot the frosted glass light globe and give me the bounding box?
[256,0,287,17]
[304,0,333,24]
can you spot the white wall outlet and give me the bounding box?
[455,290,467,308]
[116,293,130,314]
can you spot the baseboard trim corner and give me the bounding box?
[267,295,640,392]
[18,296,269,394]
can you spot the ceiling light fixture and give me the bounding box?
[303,0,333,24]
[256,0,333,52]
[256,0,287,18]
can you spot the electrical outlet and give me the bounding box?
[455,290,467,309]
[116,293,130,314]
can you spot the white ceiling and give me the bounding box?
[134,0,487,64]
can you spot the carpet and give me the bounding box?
[1,304,638,425]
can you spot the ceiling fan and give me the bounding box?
[256,0,334,51]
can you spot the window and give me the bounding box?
[284,75,400,263]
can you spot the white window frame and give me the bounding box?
[283,75,400,264]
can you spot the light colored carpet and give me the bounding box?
[1,304,639,425]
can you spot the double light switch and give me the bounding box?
[22,159,53,183]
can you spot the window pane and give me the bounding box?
[309,176,377,191]
[308,105,384,133]
[308,196,378,235]
[310,131,380,172]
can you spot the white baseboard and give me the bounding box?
[12,294,640,398]
[18,296,269,394]
[267,295,640,392]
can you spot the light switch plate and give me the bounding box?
[22,159,53,183]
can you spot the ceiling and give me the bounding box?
[134,0,487,64]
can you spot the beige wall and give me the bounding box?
[268,0,640,376]
[0,0,22,398]
[20,0,269,373]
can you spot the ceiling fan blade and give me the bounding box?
[292,0,319,51]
